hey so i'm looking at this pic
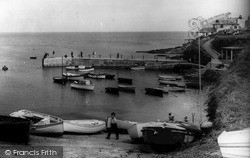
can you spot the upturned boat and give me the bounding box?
[118,77,133,84]
[10,110,64,137]
[117,84,135,93]
[0,115,30,144]
[145,88,164,97]
[218,127,250,158]
[64,119,106,134]
[105,87,119,95]
[71,80,95,91]
[158,80,186,88]
[63,72,84,81]
[88,73,106,79]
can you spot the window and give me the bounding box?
[220,24,223,28]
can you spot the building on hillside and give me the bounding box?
[200,27,216,36]
[220,47,244,62]
[213,19,239,32]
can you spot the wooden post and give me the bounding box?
[231,50,233,61]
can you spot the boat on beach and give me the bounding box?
[63,72,84,81]
[105,87,119,95]
[117,84,135,93]
[71,80,95,91]
[145,88,164,97]
[88,73,106,79]
[158,80,186,88]
[118,77,133,84]
[116,119,137,130]
[64,119,106,134]
[10,110,64,137]
[158,75,182,81]
[0,115,30,144]
[218,127,250,158]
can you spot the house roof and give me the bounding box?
[213,19,239,25]
[200,27,216,33]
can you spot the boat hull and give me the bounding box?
[118,78,133,84]
[116,120,137,130]
[218,128,250,158]
[64,120,105,134]
[105,87,119,95]
[79,68,95,74]
[117,85,135,93]
[71,83,94,91]
[0,115,30,144]
[88,73,106,79]
[145,88,163,97]
[53,77,66,84]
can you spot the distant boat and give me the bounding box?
[118,77,133,84]
[158,80,186,88]
[63,72,84,81]
[53,77,67,84]
[79,68,95,74]
[131,66,145,70]
[104,73,115,79]
[30,56,37,59]
[66,65,86,70]
[64,119,106,134]
[10,110,64,137]
[71,80,94,91]
[145,88,164,97]
[0,115,30,144]
[88,73,106,79]
[105,87,119,95]
[2,65,8,71]
[218,128,250,158]
[158,75,182,81]
[117,84,135,93]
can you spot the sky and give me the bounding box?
[0,0,249,32]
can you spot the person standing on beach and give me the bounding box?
[106,112,119,140]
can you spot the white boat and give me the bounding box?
[66,65,86,70]
[10,110,64,136]
[79,68,95,74]
[62,72,83,81]
[116,119,137,130]
[218,127,250,158]
[64,119,105,134]
[158,75,182,81]
[70,80,95,91]
[88,73,106,79]
[131,66,145,70]
[127,122,163,140]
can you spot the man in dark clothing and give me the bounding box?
[106,112,119,140]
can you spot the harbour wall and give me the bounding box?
[42,57,188,70]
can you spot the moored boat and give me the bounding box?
[159,80,186,88]
[104,73,115,79]
[218,127,250,158]
[30,56,37,59]
[53,76,67,84]
[145,88,164,97]
[118,77,133,84]
[79,67,95,74]
[158,75,182,81]
[88,73,106,79]
[63,72,83,81]
[131,66,145,70]
[0,115,30,144]
[10,110,64,137]
[2,65,8,71]
[64,119,106,134]
[117,84,135,93]
[105,87,119,95]
[71,80,95,91]
[66,65,86,70]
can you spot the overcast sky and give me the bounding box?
[0,0,249,32]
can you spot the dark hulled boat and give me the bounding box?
[145,88,163,97]
[118,77,133,84]
[105,74,115,79]
[0,115,30,144]
[105,87,119,95]
[117,84,135,93]
[53,77,67,84]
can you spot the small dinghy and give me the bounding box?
[118,77,133,84]
[105,87,119,95]
[53,77,67,84]
[0,115,30,144]
[79,67,95,74]
[64,120,106,134]
[71,80,95,91]
[88,73,106,79]
[158,75,182,81]
[104,74,115,79]
[131,66,145,70]
[10,110,64,137]
[117,85,135,93]
[66,65,86,70]
[63,72,83,81]
[2,65,8,71]
[145,88,164,97]
[218,127,250,158]
[159,80,186,88]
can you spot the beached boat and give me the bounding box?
[105,87,119,95]
[158,75,182,81]
[64,119,106,134]
[142,122,188,146]
[218,128,250,158]
[30,56,37,59]
[131,66,145,70]
[117,85,135,93]
[0,115,30,144]
[10,110,64,136]
[66,65,86,70]
[71,80,94,91]
[79,67,95,74]
[104,73,115,79]
[116,119,137,130]
[2,65,8,71]
[88,73,106,79]
[158,80,186,88]
[128,122,163,141]
[53,76,67,84]
[118,77,133,84]
[145,88,164,97]
[63,72,83,81]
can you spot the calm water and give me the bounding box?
[0,32,203,122]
